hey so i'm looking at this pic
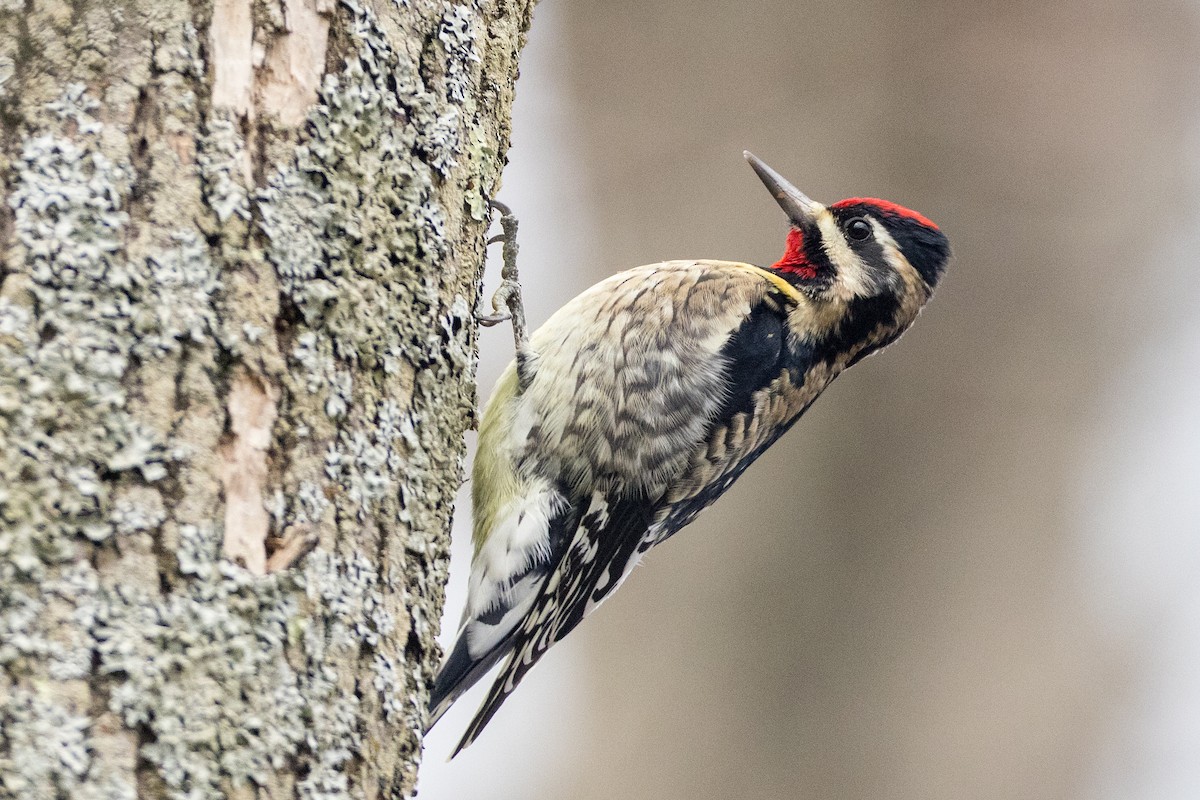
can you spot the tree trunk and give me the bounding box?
[0,0,533,797]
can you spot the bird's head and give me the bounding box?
[745,151,950,353]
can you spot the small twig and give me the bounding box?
[265,524,318,573]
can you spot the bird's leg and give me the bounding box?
[478,199,535,392]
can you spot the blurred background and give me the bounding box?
[420,1,1200,797]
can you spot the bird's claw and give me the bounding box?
[478,281,517,327]
[479,198,533,392]
[476,312,511,327]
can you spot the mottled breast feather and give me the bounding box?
[519,260,785,497]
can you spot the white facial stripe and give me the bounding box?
[815,209,875,299]
[872,223,923,290]
[872,224,930,318]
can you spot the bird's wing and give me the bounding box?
[448,262,819,754]
[450,489,655,755]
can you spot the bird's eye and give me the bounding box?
[845,218,873,241]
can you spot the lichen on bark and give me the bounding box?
[0,0,534,797]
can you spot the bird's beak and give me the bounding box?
[744,151,821,225]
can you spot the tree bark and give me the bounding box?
[0,0,533,797]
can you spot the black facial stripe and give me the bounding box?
[829,204,870,226]
[814,207,889,288]
[831,203,950,288]
[800,221,837,278]
[845,232,887,271]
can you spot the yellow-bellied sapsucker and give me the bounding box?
[427,152,951,755]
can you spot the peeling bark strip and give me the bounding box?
[0,0,535,798]
[219,372,278,575]
[211,0,256,116]
[257,0,334,125]
[211,0,333,125]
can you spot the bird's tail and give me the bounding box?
[428,492,580,745]
[425,628,511,734]
[426,572,546,734]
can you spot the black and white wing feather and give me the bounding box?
[450,490,655,755]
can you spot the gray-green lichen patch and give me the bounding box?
[2,686,95,798]
[3,93,158,569]
[0,77,221,798]
[258,1,484,788]
[134,231,221,357]
[259,51,450,360]
[438,3,482,105]
[324,399,416,518]
[97,525,307,799]
[197,115,252,226]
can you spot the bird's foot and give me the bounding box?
[479,199,534,391]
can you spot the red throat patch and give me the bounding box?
[772,227,817,279]
[832,197,940,231]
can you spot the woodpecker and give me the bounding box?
[428,152,950,755]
